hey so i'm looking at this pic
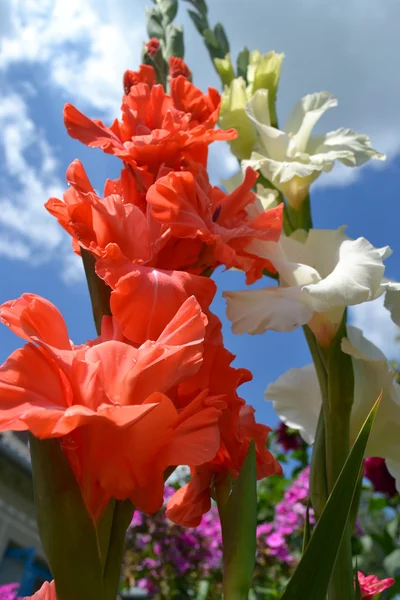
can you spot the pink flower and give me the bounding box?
[23,581,56,599]
[358,572,395,599]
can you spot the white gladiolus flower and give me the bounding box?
[242,90,385,207]
[264,326,400,492]
[223,227,400,346]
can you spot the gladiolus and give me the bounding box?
[224,226,400,346]
[0,293,224,519]
[265,326,400,492]
[243,91,385,208]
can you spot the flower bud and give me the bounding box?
[214,53,235,86]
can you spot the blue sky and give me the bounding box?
[0,0,399,429]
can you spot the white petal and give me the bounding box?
[254,155,322,183]
[247,238,321,287]
[308,128,386,166]
[255,184,279,210]
[245,92,290,160]
[341,326,400,459]
[284,92,337,153]
[342,325,387,362]
[303,227,349,278]
[244,88,271,126]
[301,237,388,312]
[244,185,279,219]
[385,459,400,492]
[265,364,321,445]
[279,234,313,266]
[383,280,400,326]
[223,286,313,334]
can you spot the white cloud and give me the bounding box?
[348,295,400,360]
[208,142,239,185]
[0,91,83,278]
[61,253,85,285]
[0,0,144,115]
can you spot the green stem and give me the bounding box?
[81,249,112,335]
[102,500,135,599]
[325,315,355,600]
[303,326,329,519]
[285,194,313,232]
[303,320,355,600]
[309,410,328,518]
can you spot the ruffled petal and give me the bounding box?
[96,260,216,344]
[284,92,337,153]
[382,280,400,326]
[265,365,321,444]
[308,127,386,166]
[301,237,389,312]
[0,294,71,349]
[224,286,313,334]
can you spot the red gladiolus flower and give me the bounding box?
[23,580,56,599]
[63,70,236,189]
[145,38,161,57]
[88,263,282,526]
[46,160,152,259]
[0,294,224,520]
[169,56,192,80]
[46,160,282,282]
[170,76,221,128]
[364,457,398,497]
[123,65,157,94]
[358,572,395,599]
[96,248,217,344]
[147,167,283,283]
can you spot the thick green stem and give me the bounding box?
[102,500,135,599]
[325,405,353,600]
[303,326,329,518]
[325,315,355,600]
[303,318,355,600]
[81,249,112,335]
[309,410,328,519]
[285,194,313,232]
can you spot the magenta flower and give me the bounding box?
[358,571,395,599]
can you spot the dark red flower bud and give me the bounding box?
[276,421,303,452]
[364,457,397,497]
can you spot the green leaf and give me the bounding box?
[165,24,184,59]
[213,23,230,55]
[29,436,104,600]
[187,9,208,35]
[354,566,362,600]
[158,0,178,25]
[203,29,221,57]
[280,395,381,600]
[146,6,164,39]
[184,0,208,16]
[103,499,135,599]
[302,500,312,554]
[221,441,257,600]
[236,47,250,81]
